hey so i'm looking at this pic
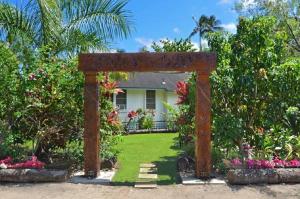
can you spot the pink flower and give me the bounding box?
[0,156,12,164]
[246,159,256,169]
[231,158,242,167]
[288,160,300,168]
[273,158,287,168]
[260,160,275,169]
[2,156,45,169]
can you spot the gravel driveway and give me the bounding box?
[0,183,300,199]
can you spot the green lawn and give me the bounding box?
[112,133,182,186]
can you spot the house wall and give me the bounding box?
[166,91,178,108]
[114,89,178,123]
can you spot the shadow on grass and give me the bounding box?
[112,155,181,186]
[154,156,181,185]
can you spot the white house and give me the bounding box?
[113,72,189,129]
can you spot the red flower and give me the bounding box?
[102,81,124,94]
[176,81,188,104]
[107,110,120,126]
[28,73,36,80]
[128,111,138,119]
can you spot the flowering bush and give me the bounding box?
[0,156,12,165]
[0,156,45,169]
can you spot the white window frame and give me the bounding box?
[116,89,127,110]
[145,90,156,110]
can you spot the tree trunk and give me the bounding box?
[199,32,202,52]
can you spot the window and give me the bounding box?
[116,90,127,110]
[146,90,156,109]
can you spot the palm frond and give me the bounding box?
[188,27,199,39]
[61,0,133,41]
[58,30,109,56]
[26,0,62,46]
[0,2,36,45]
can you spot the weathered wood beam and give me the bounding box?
[83,72,100,177]
[195,72,212,178]
[79,52,216,74]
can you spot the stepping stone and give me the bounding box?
[140,167,157,173]
[138,173,157,179]
[135,179,157,189]
[140,163,156,168]
[135,163,158,189]
[135,183,157,188]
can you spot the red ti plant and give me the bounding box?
[107,110,120,126]
[100,72,124,98]
[176,81,189,104]
[125,110,139,133]
[128,110,138,119]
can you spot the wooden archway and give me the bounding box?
[78,52,216,178]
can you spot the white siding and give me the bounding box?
[166,91,178,108]
[114,89,179,123]
[155,90,166,121]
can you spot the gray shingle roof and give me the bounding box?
[117,72,190,91]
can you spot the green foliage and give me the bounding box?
[163,102,179,130]
[235,0,300,54]
[0,42,26,160]
[151,39,197,52]
[141,114,154,130]
[176,16,300,162]
[209,16,291,151]
[0,45,124,166]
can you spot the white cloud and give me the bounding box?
[135,37,154,48]
[221,23,237,33]
[191,39,208,51]
[241,0,256,8]
[173,27,180,34]
[218,0,233,4]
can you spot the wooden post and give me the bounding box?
[83,72,100,177]
[195,72,212,178]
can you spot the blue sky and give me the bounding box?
[7,0,239,52]
[114,0,239,52]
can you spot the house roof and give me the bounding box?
[117,72,190,91]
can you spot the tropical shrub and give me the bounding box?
[0,46,124,167]
[176,16,300,163]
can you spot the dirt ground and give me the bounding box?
[0,183,300,199]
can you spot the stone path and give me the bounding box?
[134,163,157,189]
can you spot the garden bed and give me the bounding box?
[0,156,69,183]
[227,168,300,184]
[0,168,69,183]
[226,158,300,184]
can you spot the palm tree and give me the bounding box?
[189,15,223,51]
[0,0,133,59]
